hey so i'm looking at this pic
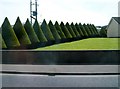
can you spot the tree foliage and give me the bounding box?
[24,19,40,43]
[1,17,20,48]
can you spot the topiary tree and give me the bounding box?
[48,20,61,43]
[13,17,31,46]
[87,24,95,37]
[24,19,40,44]
[89,24,97,36]
[60,22,72,39]
[91,24,99,36]
[79,23,89,38]
[83,23,92,37]
[1,17,20,48]
[75,23,84,38]
[0,33,7,49]
[41,19,55,42]
[54,21,66,41]
[33,20,47,43]
[71,22,80,39]
[66,22,77,39]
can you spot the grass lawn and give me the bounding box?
[35,38,120,50]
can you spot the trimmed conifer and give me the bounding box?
[75,23,84,38]
[33,20,47,42]
[0,33,7,49]
[79,23,89,37]
[71,22,80,39]
[91,24,99,36]
[13,17,31,45]
[41,19,55,41]
[48,20,61,41]
[60,22,72,39]
[1,17,20,48]
[54,21,66,40]
[89,24,97,36]
[66,22,77,38]
[87,24,95,37]
[83,24,92,37]
[24,19,40,43]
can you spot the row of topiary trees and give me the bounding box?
[1,17,99,49]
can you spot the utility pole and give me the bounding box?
[30,0,39,24]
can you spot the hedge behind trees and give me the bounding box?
[60,22,72,39]
[1,17,20,48]
[55,21,66,40]
[48,20,61,42]
[33,20,47,42]
[13,17,31,46]
[24,19,40,43]
[41,19,55,42]
[100,26,107,37]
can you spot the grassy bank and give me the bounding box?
[35,38,119,50]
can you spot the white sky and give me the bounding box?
[0,0,119,26]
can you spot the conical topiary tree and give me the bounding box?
[87,24,95,36]
[87,24,95,37]
[66,22,77,39]
[60,22,72,39]
[71,22,80,39]
[13,17,31,46]
[33,20,47,42]
[89,24,97,36]
[0,33,7,49]
[48,20,61,42]
[54,21,66,41]
[1,17,20,48]
[41,19,55,42]
[75,23,84,38]
[24,19,40,44]
[83,23,92,37]
[91,24,99,36]
[79,23,89,38]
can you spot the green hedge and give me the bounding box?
[1,17,20,48]
[71,22,80,38]
[48,20,61,41]
[13,17,31,45]
[33,20,47,42]
[60,22,72,39]
[66,22,77,38]
[41,19,55,41]
[55,21,66,40]
[100,27,107,37]
[24,19,40,43]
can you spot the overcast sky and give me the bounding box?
[0,0,119,26]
